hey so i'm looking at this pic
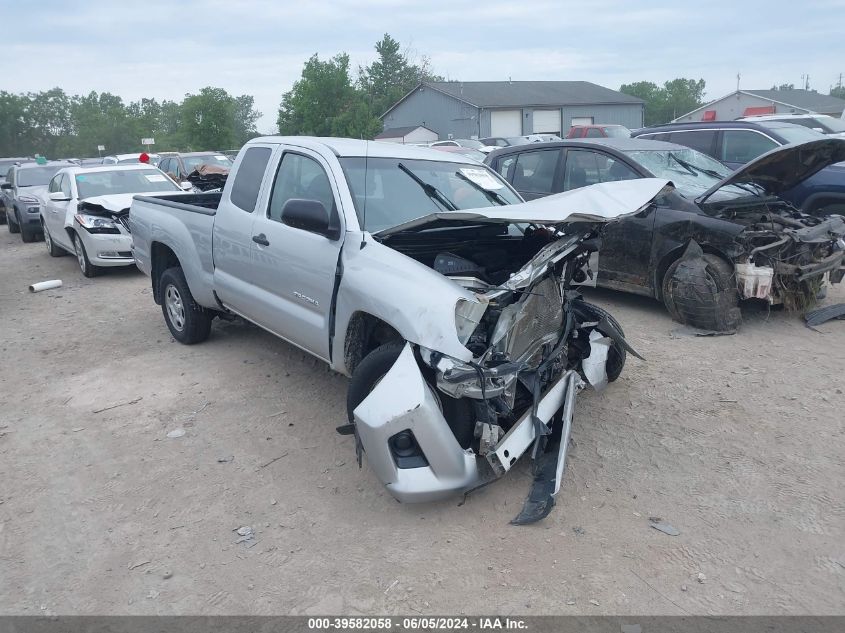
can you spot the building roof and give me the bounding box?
[374,125,433,139]
[426,81,643,108]
[675,89,845,121]
[381,81,643,118]
[742,89,845,113]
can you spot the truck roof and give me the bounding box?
[247,136,473,163]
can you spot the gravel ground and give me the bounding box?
[0,231,843,616]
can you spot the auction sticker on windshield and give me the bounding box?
[145,174,167,182]
[459,167,503,190]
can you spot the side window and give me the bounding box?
[668,130,717,157]
[230,147,273,212]
[511,149,560,194]
[48,174,61,193]
[585,128,603,138]
[60,174,72,197]
[562,150,638,191]
[721,131,778,164]
[268,152,335,223]
[497,156,516,181]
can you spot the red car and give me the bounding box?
[566,124,631,139]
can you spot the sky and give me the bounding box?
[4,0,844,133]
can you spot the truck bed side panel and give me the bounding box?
[130,196,218,308]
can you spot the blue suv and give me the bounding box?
[632,121,845,216]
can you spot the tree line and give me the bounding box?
[0,87,261,158]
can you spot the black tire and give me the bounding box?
[159,266,212,344]
[572,300,626,382]
[662,253,740,331]
[347,342,476,449]
[20,221,36,243]
[73,233,100,277]
[8,210,20,234]
[43,221,64,257]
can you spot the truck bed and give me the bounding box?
[132,192,222,215]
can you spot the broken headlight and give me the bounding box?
[75,213,120,235]
[454,298,487,345]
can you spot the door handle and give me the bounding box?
[252,233,270,246]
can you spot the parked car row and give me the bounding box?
[484,135,845,331]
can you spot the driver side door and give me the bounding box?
[558,148,656,293]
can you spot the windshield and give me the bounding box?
[18,165,65,187]
[602,126,631,138]
[762,124,824,144]
[340,157,522,232]
[75,169,180,199]
[455,139,484,149]
[814,117,845,134]
[183,154,233,172]
[623,148,748,199]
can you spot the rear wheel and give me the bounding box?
[662,253,740,331]
[159,267,212,344]
[347,342,476,449]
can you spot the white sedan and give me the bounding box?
[40,165,183,277]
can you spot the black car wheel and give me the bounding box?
[159,267,212,344]
[347,342,475,449]
[8,210,20,234]
[571,300,627,382]
[662,253,740,331]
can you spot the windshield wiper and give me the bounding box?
[454,170,510,206]
[398,163,458,211]
[669,152,762,198]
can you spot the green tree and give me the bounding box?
[620,78,706,125]
[278,53,379,137]
[359,34,443,117]
[0,91,28,155]
[771,83,796,90]
[830,85,845,100]
[181,87,238,150]
[233,94,261,145]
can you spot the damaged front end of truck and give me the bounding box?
[348,179,669,523]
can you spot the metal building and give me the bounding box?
[380,81,644,140]
[674,89,845,122]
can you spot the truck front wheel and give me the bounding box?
[159,267,212,344]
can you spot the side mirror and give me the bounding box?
[0,183,11,190]
[49,191,70,201]
[180,181,193,191]
[281,198,339,240]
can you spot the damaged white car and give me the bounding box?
[130,138,669,522]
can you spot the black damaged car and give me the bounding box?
[485,137,845,331]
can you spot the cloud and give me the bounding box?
[5,0,843,132]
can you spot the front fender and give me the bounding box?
[332,236,476,374]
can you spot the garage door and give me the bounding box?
[533,109,561,135]
[491,109,522,137]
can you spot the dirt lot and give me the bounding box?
[1,231,843,616]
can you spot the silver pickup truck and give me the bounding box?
[130,136,668,522]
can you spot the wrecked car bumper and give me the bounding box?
[353,344,480,503]
[353,342,591,505]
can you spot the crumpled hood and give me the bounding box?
[375,178,672,236]
[697,138,845,206]
[78,194,136,214]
